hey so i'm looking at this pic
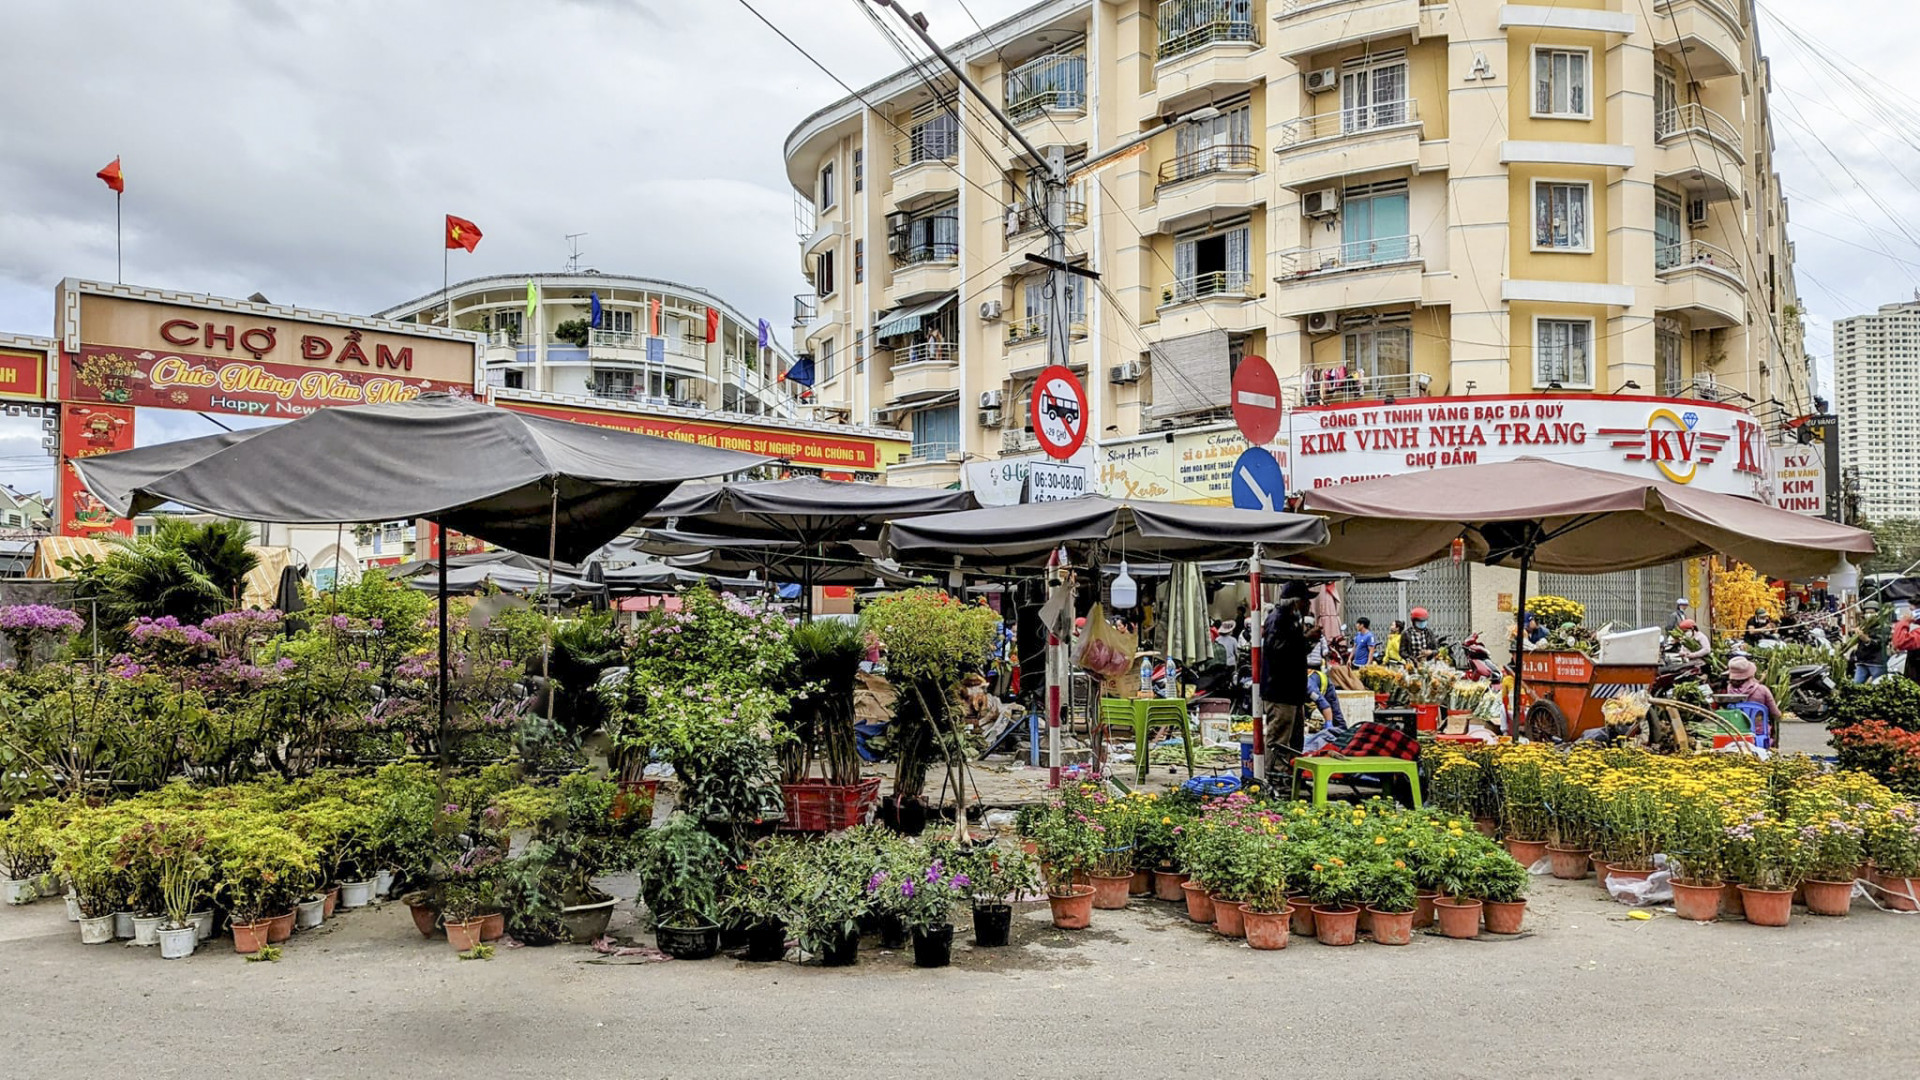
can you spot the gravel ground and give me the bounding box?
[3,863,1914,1080]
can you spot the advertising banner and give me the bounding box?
[0,346,51,402]
[56,403,135,536]
[1098,425,1267,505]
[1773,445,1826,517]
[496,398,909,473]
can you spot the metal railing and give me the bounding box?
[1655,103,1742,157]
[1156,0,1258,61]
[892,242,961,267]
[1656,238,1741,276]
[1656,0,1742,30]
[1006,316,1089,343]
[1005,53,1087,123]
[1291,369,1431,404]
[893,125,959,168]
[1277,99,1420,148]
[903,441,961,462]
[793,294,817,326]
[1008,197,1088,236]
[1277,235,1422,278]
[893,341,958,366]
[1160,270,1255,306]
[1156,144,1259,185]
[1278,0,1448,17]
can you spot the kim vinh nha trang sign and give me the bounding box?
[1287,394,1774,499]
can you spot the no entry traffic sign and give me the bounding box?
[1231,355,1282,446]
[1030,364,1088,460]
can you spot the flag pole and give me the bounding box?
[115,187,122,284]
[442,243,450,328]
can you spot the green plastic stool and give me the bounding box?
[1098,698,1196,783]
[1288,754,1423,809]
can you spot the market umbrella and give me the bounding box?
[1298,457,1876,731]
[881,494,1329,566]
[405,561,607,602]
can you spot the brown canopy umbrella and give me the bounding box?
[1299,458,1874,735]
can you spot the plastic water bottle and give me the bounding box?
[1139,656,1153,697]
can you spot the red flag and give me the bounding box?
[649,299,661,337]
[444,214,482,252]
[705,307,720,344]
[96,157,124,194]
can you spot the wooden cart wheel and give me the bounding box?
[1525,699,1568,743]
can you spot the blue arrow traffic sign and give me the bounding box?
[1230,447,1286,512]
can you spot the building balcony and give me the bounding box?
[793,293,818,327]
[886,345,960,404]
[1653,0,1744,81]
[1006,53,1088,130]
[1151,145,1263,231]
[887,244,962,304]
[1655,103,1744,203]
[1154,0,1262,100]
[1004,316,1089,351]
[1274,0,1449,61]
[1150,272,1263,339]
[1274,101,1423,189]
[1289,369,1433,406]
[887,453,963,487]
[1273,236,1425,317]
[1655,240,1746,329]
[891,132,960,208]
[1007,197,1089,240]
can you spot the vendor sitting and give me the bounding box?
[1306,656,1344,728]
[1725,655,1780,727]
[957,673,1001,734]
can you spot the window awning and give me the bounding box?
[873,389,959,418]
[874,292,957,339]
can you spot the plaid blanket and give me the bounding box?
[1306,721,1420,762]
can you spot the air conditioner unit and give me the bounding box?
[1110,360,1142,384]
[1302,188,1341,217]
[1686,198,1709,226]
[1304,311,1338,335]
[886,234,907,255]
[1305,68,1339,94]
[1001,428,1029,453]
[979,299,1003,322]
[978,389,1004,409]
[978,408,1003,428]
[886,211,912,234]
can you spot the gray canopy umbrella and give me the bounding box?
[73,393,770,746]
[404,561,607,602]
[882,494,1330,567]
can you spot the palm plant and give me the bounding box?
[780,619,866,785]
[64,517,262,634]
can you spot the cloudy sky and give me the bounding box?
[0,0,1914,495]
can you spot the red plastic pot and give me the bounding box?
[1803,879,1853,916]
[1670,880,1722,922]
[1048,885,1096,929]
[1129,870,1152,897]
[1502,839,1549,869]
[1413,890,1439,929]
[1434,897,1482,939]
[1242,906,1290,950]
[1181,881,1214,923]
[1311,905,1360,946]
[1368,907,1414,945]
[1876,872,1920,912]
[1738,885,1793,927]
[1289,900,1315,937]
[231,919,270,955]
[1211,895,1245,938]
[1153,870,1188,903]
[1546,845,1590,881]
[1482,899,1527,934]
[446,917,487,951]
[265,910,295,943]
[1089,873,1132,910]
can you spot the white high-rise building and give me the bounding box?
[1835,301,1920,522]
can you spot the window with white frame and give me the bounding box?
[819,160,837,211]
[819,338,836,383]
[1343,325,1412,379]
[1657,322,1684,396]
[597,308,635,334]
[1535,319,1594,387]
[1022,275,1086,336]
[1340,53,1409,133]
[1655,189,1684,270]
[1533,48,1589,118]
[1533,182,1590,250]
[816,249,836,299]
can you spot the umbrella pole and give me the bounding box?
[1248,546,1265,782]
[1047,551,1064,790]
[545,481,558,728]
[1511,545,1531,739]
[437,538,450,767]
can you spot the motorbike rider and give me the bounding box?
[1673,618,1711,661]
[1665,597,1691,632]
[1744,607,1777,647]
[1403,607,1437,660]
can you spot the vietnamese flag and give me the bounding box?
[96,157,124,194]
[445,214,482,252]
[705,307,720,344]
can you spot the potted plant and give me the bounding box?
[1173,816,1225,924]
[1085,794,1139,910]
[1868,803,1920,912]
[439,845,503,952]
[635,812,730,959]
[1029,801,1099,929]
[875,854,971,969]
[1473,851,1530,934]
[496,841,568,946]
[1233,832,1292,951]
[776,620,878,831]
[959,844,1038,948]
[1357,851,1418,946]
[1667,789,1731,921]
[1493,753,1551,867]
[1136,798,1190,901]
[1597,780,1662,881]
[1304,854,1362,946]
[786,834,875,966]
[726,836,806,962]
[52,826,122,945]
[1428,837,1484,940]
[213,822,316,954]
[1798,811,1865,917]
[1725,809,1810,927]
[0,806,55,905]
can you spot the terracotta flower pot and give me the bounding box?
[1590,853,1612,881]
[1356,908,1372,934]
[1048,885,1096,929]
[1546,845,1591,881]
[1129,870,1153,897]
[1367,907,1414,945]
[445,917,487,951]
[1180,881,1214,923]
[1290,901,1316,937]
[1211,895,1246,938]
[1154,870,1188,903]
[1876,872,1920,912]
[1413,891,1438,929]
[1089,873,1132,910]
[408,900,440,937]
[265,910,296,943]
[1606,864,1655,885]
[1241,907,1291,950]
[231,919,271,955]
[323,886,340,920]
[1503,839,1549,869]
[1738,885,1793,927]
[1802,879,1853,916]
[1670,880,1723,922]
[1483,899,1527,935]
[1311,905,1360,946]
[479,911,505,942]
[1473,817,1497,837]
[1718,882,1746,920]
[1434,897,1482,939]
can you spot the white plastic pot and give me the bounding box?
[339,879,375,909]
[112,911,135,939]
[373,869,395,898]
[189,910,215,941]
[295,897,326,929]
[131,914,164,946]
[2,879,35,905]
[157,923,197,959]
[64,893,82,922]
[78,915,115,944]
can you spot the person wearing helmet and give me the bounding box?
[1665,597,1690,633]
[1305,654,1344,727]
[1674,618,1710,661]
[1403,607,1437,660]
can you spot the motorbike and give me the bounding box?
[1452,632,1499,681]
[1784,663,1838,722]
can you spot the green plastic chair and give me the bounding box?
[1098,698,1196,783]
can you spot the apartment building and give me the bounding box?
[380,273,798,417]
[783,0,1809,495]
[1835,301,1920,522]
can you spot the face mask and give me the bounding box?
[1413,619,1427,628]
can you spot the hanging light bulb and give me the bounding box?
[1830,555,1859,595]
[1111,560,1138,609]
[948,558,964,590]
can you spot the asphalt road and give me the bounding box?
[3,862,1914,1080]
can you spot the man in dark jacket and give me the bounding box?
[1262,582,1315,772]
